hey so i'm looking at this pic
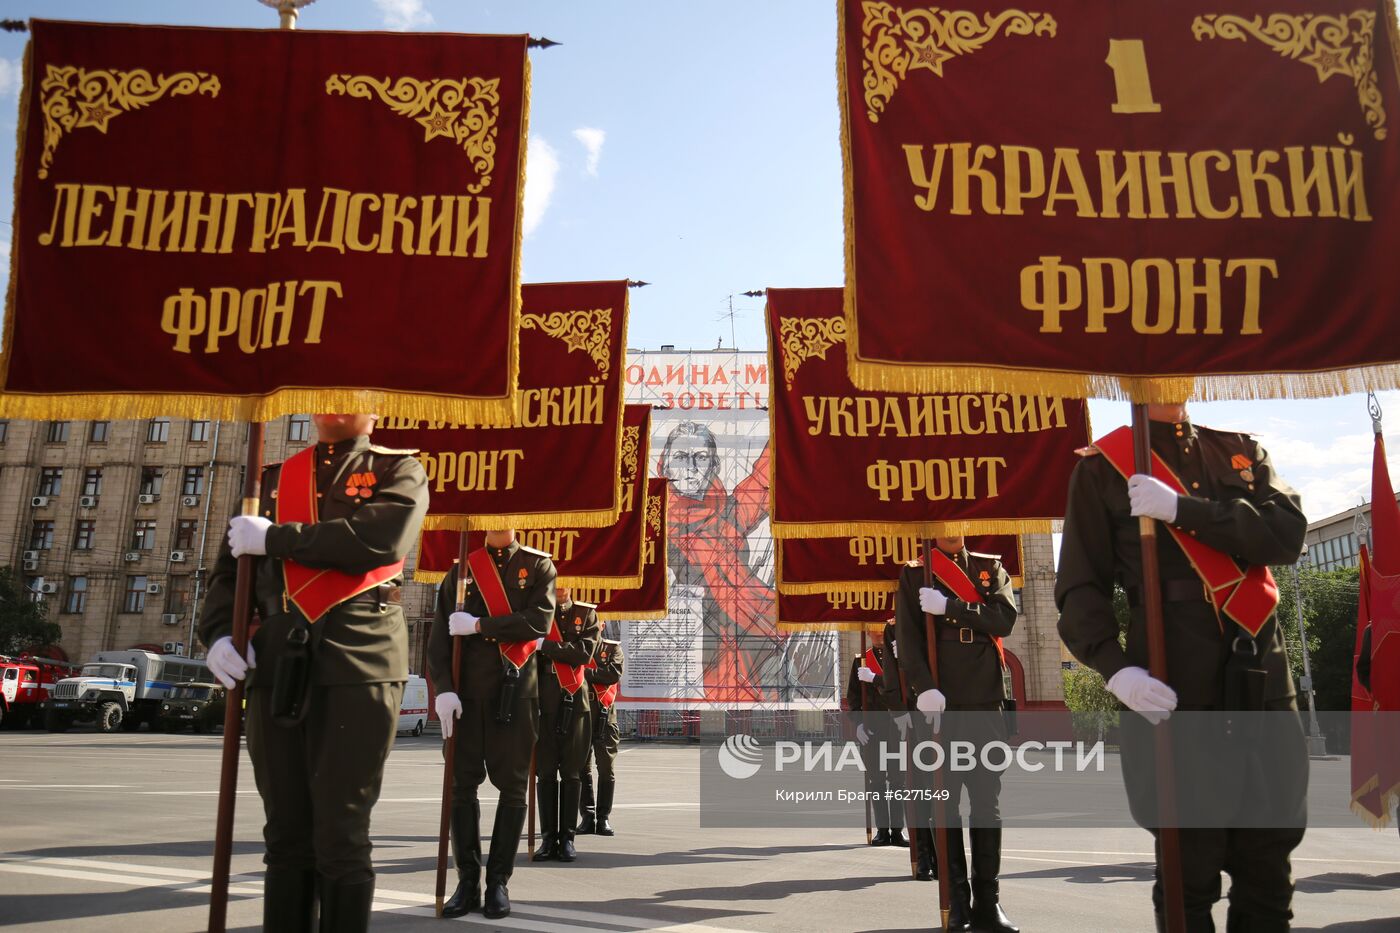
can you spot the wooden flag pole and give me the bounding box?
[859,629,873,846]
[207,422,265,933]
[921,540,952,931]
[434,540,470,916]
[1131,403,1186,933]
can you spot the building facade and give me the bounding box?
[1303,492,1400,573]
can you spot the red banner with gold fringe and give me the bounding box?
[777,587,895,633]
[768,287,1089,537]
[573,478,669,621]
[413,405,651,585]
[839,0,1400,402]
[375,280,629,530]
[2,20,529,423]
[778,533,1021,595]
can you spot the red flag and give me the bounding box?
[1351,547,1386,827]
[1372,432,1400,576]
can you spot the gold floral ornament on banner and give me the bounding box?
[647,493,662,536]
[1194,11,1387,140]
[38,65,220,179]
[520,308,614,381]
[325,74,501,193]
[620,426,641,484]
[779,315,848,389]
[860,3,1057,122]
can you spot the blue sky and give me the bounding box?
[0,0,1396,523]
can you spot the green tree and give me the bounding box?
[0,567,62,656]
[1061,585,1130,742]
[1273,562,1359,752]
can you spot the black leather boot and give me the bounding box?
[558,780,581,861]
[870,828,892,846]
[317,875,374,933]
[970,827,1019,932]
[595,778,616,835]
[914,828,935,881]
[442,798,481,917]
[262,866,316,932]
[945,827,973,932]
[484,804,527,919]
[578,773,596,834]
[1225,905,1288,933]
[889,827,908,848]
[532,778,559,862]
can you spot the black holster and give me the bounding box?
[271,620,313,727]
[1001,697,1019,738]
[495,662,520,724]
[1225,631,1267,733]
[555,691,577,736]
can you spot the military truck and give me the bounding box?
[45,650,208,733]
[157,682,227,733]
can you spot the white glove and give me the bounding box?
[435,691,463,739]
[857,666,876,683]
[918,587,948,615]
[206,636,255,689]
[893,712,912,734]
[916,688,946,714]
[448,612,480,636]
[1128,474,1179,523]
[891,640,898,658]
[856,723,871,745]
[534,637,546,650]
[1107,666,1178,722]
[228,515,272,557]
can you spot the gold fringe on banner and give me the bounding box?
[413,568,448,585]
[422,505,622,532]
[0,387,519,426]
[1387,0,1400,91]
[779,579,897,597]
[1350,774,1391,829]
[778,621,884,633]
[597,608,668,622]
[772,518,1060,540]
[557,571,644,590]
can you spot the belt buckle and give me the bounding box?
[959,627,974,644]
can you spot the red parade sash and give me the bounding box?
[587,654,621,708]
[547,616,587,695]
[465,546,540,670]
[277,446,404,623]
[1094,426,1279,638]
[928,547,1007,667]
[863,647,884,677]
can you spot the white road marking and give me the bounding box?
[0,783,128,789]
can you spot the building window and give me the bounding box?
[29,520,55,550]
[140,467,163,497]
[167,575,192,615]
[189,420,211,443]
[288,414,311,443]
[182,466,205,496]
[147,418,170,443]
[82,467,103,497]
[123,575,148,613]
[89,420,110,443]
[175,519,198,551]
[131,519,158,551]
[64,576,87,614]
[46,421,70,444]
[0,420,8,443]
[25,576,43,603]
[73,520,96,550]
[37,467,63,497]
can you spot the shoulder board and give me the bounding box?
[1075,445,1102,458]
[369,444,419,455]
[519,545,551,558]
[904,558,922,568]
[1195,424,1256,440]
[967,550,1002,561]
[573,600,598,610]
[600,638,621,647]
[260,460,285,473]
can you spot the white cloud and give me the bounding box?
[572,127,606,176]
[373,0,433,31]
[522,136,559,238]
[0,58,23,97]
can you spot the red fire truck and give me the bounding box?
[0,654,79,729]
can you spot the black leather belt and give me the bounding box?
[264,583,400,618]
[937,626,989,644]
[1126,579,1211,608]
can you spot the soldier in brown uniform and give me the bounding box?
[846,626,907,847]
[895,536,1018,933]
[201,413,428,933]
[532,587,601,862]
[428,531,555,919]
[1056,405,1308,932]
[579,637,623,835]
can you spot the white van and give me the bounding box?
[397,675,429,737]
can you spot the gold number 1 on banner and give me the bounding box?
[1105,39,1161,114]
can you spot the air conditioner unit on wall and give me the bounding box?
[124,551,141,562]
[22,550,38,562]
[169,551,187,563]
[146,583,163,595]
[30,496,49,508]
[161,615,180,627]
[22,560,38,571]
[38,582,58,595]
[79,495,98,508]
[182,495,200,507]
[138,494,158,505]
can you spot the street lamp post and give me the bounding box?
[1291,544,1328,757]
